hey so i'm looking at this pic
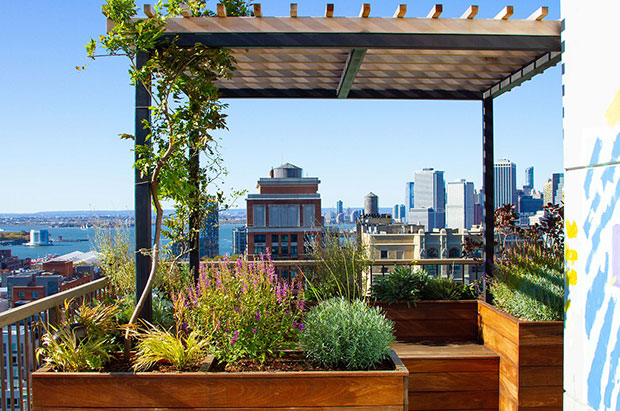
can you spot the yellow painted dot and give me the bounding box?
[606,89,620,127]
[565,299,571,312]
[566,269,578,286]
[566,220,578,239]
[566,248,579,263]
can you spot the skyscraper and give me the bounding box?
[336,200,343,215]
[524,166,534,190]
[411,168,446,229]
[446,180,474,230]
[494,159,517,209]
[552,173,564,205]
[405,182,414,220]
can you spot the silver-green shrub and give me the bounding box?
[301,298,394,370]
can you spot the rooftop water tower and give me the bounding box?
[364,192,379,216]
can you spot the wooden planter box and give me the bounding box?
[373,300,479,342]
[478,301,563,410]
[32,350,409,410]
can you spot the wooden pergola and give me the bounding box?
[119,3,561,317]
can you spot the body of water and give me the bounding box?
[0,224,241,260]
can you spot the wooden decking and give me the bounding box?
[392,342,500,411]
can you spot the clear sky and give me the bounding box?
[0,0,563,214]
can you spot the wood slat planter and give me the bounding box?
[393,342,499,411]
[478,301,563,411]
[373,300,479,342]
[32,350,408,411]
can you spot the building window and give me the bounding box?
[303,204,315,227]
[427,248,439,258]
[271,234,278,243]
[32,292,39,298]
[291,234,298,243]
[253,205,266,227]
[17,292,25,299]
[281,234,288,244]
[290,246,298,256]
[380,250,388,259]
[254,246,266,254]
[269,205,300,227]
[304,234,315,254]
[254,234,266,243]
[449,248,461,258]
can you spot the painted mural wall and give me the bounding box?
[562,2,620,410]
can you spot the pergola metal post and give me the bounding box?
[482,97,495,297]
[189,140,200,282]
[135,51,152,321]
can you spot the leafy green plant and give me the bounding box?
[38,325,114,372]
[175,257,305,365]
[305,232,372,301]
[133,326,209,371]
[37,301,121,372]
[370,266,427,306]
[301,298,394,370]
[371,266,479,304]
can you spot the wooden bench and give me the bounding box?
[392,341,500,411]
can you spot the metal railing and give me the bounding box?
[0,277,109,411]
[268,258,482,286]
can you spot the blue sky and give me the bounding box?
[0,0,562,213]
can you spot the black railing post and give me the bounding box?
[482,97,495,302]
[135,51,152,321]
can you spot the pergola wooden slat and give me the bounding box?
[112,4,561,316]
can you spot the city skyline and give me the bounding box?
[1,0,563,214]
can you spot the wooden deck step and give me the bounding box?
[392,342,500,411]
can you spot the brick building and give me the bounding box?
[42,260,73,278]
[246,163,322,262]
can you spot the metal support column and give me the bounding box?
[135,51,152,321]
[189,140,200,282]
[482,97,495,297]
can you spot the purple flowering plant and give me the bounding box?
[175,255,305,364]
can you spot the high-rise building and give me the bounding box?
[412,168,446,229]
[543,178,553,205]
[524,166,534,190]
[446,180,474,230]
[364,192,379,216]
[246,163,322,261]
[199,207,219,258]
[336,200,343,215]
[494,159,517,209]
[393,204,406,222]
[232,226,247,255]
[405,182,415,220]
[552,173,564,205]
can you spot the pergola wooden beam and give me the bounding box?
[337,48,366,98]
[460,5,478,19]
[528,6,549,21]
[393,5,406,18]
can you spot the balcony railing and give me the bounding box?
[0,258,480,410]
[0,277,109,411]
